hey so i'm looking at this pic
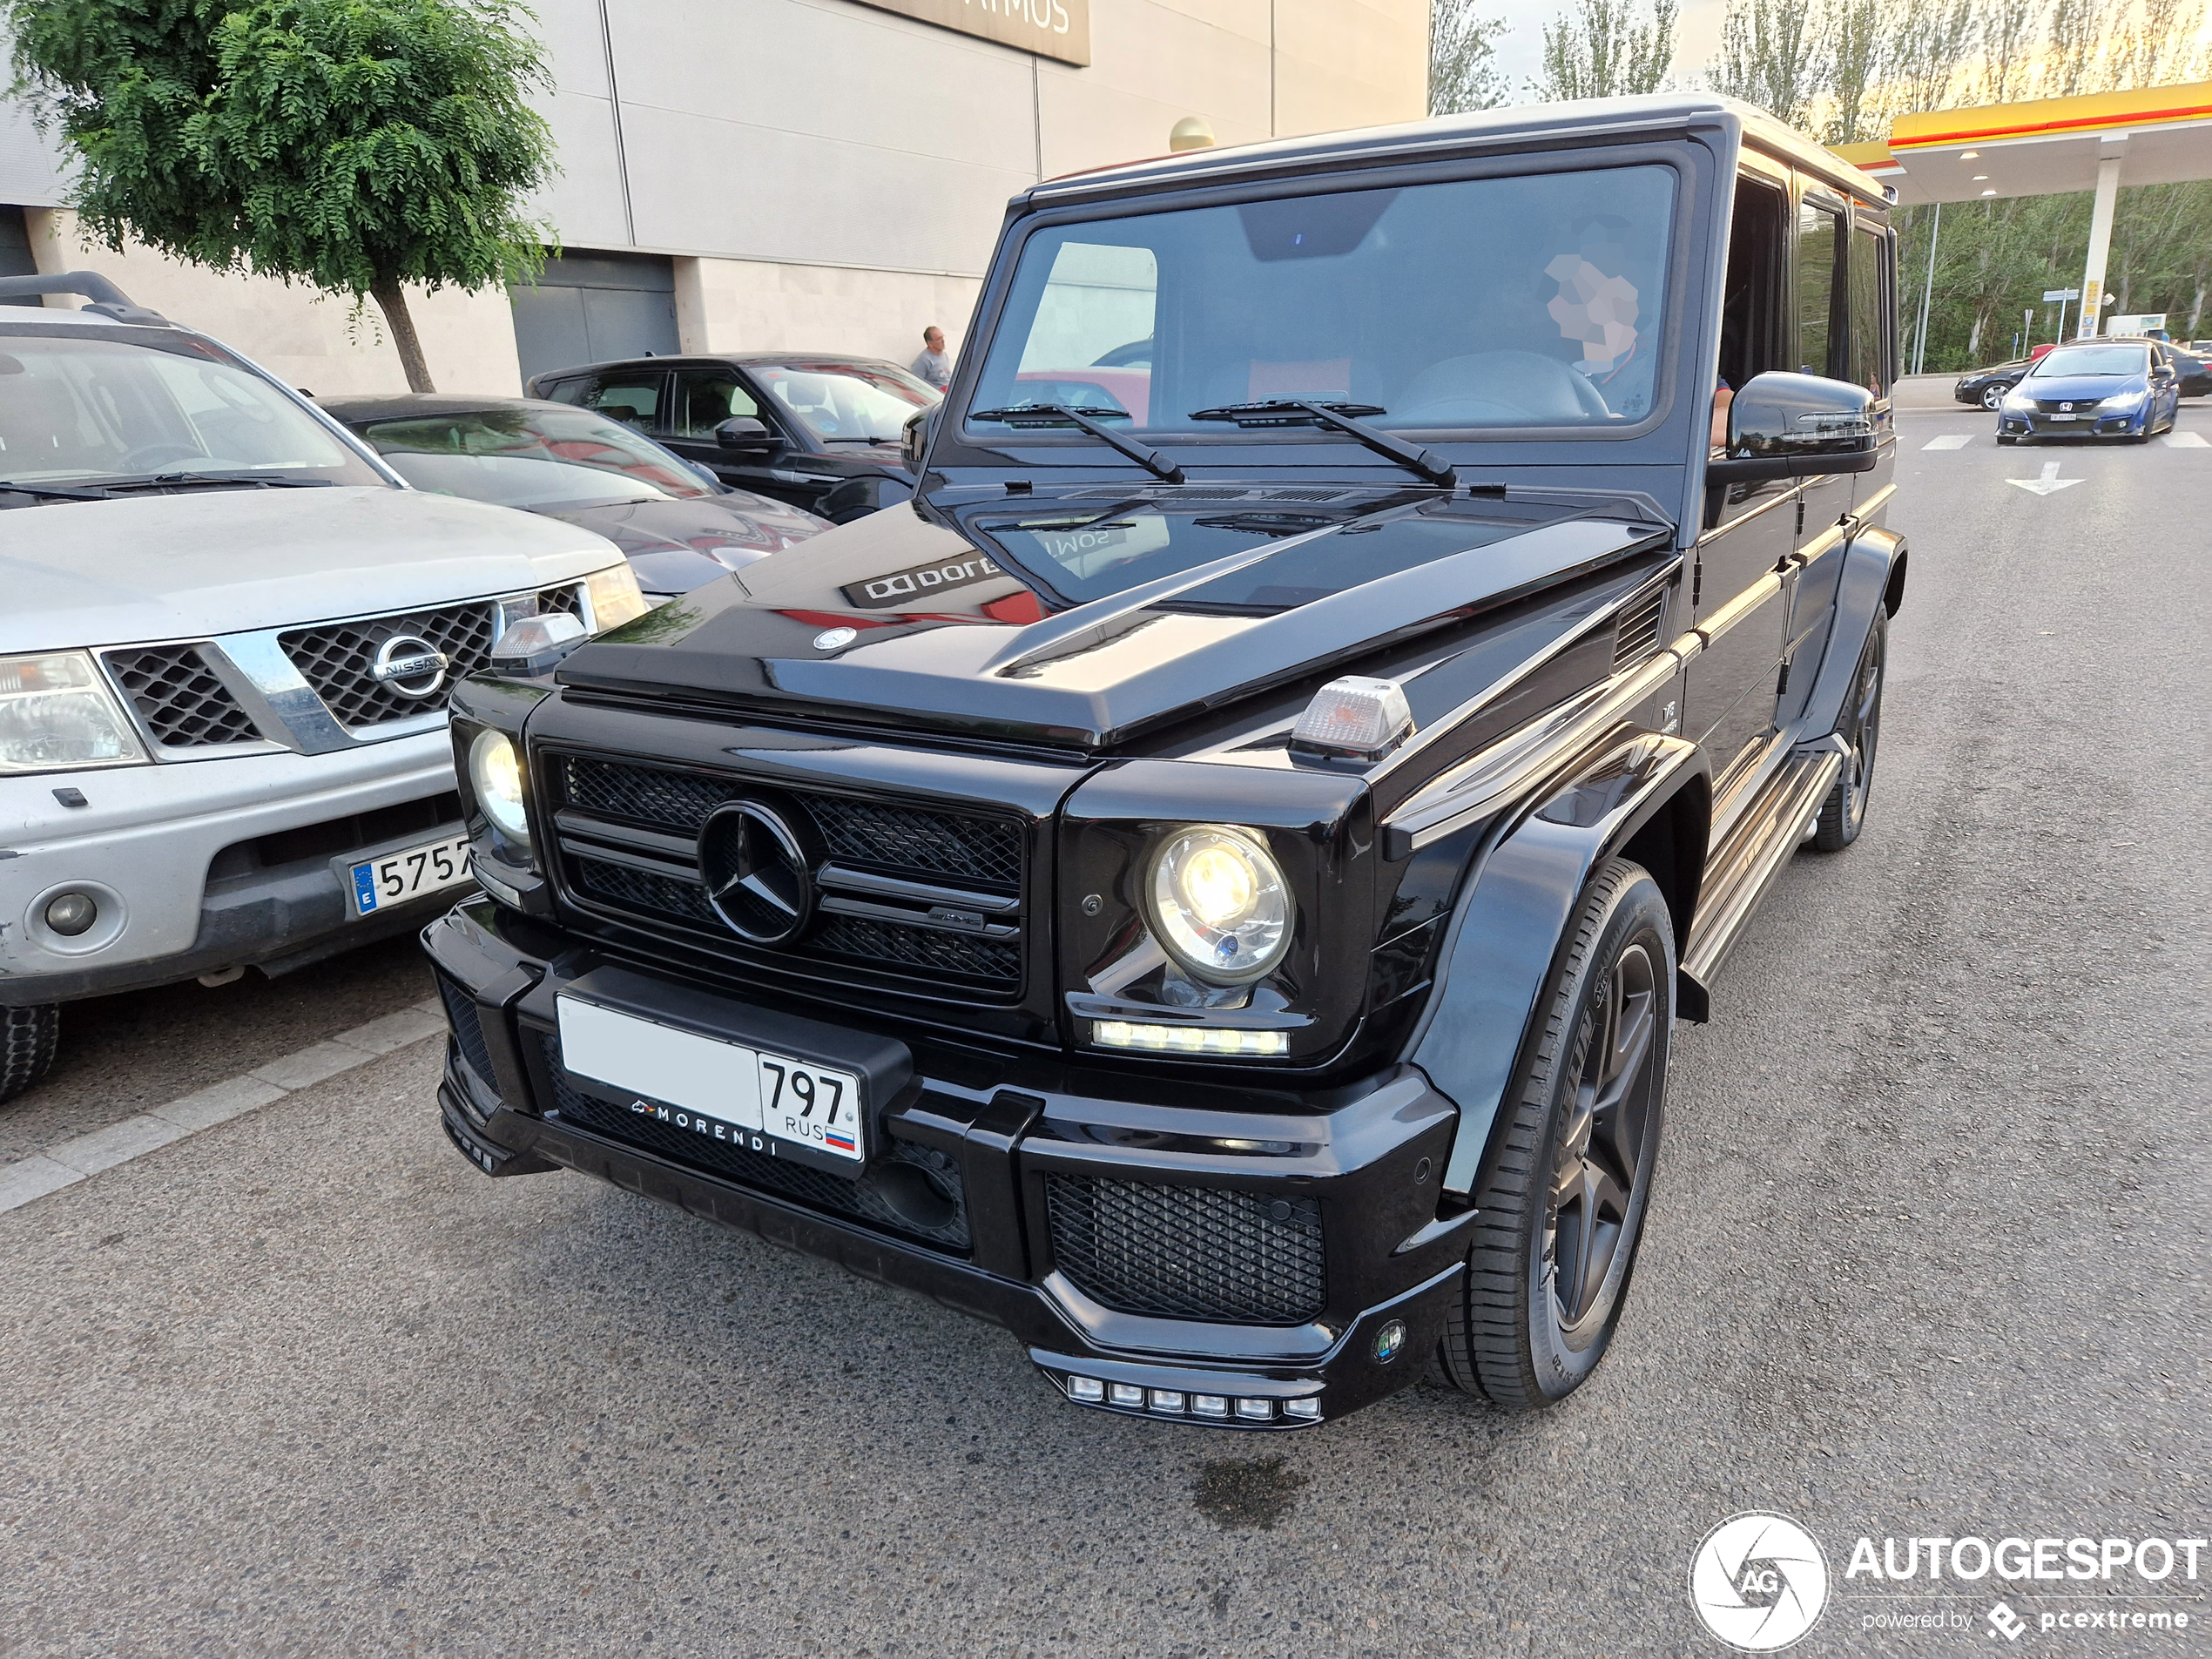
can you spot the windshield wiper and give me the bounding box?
[1187,400,1456,487]
[0,479,119,502]
[822,435,900,445]
[968,403,1185,484]
[93,470,337,491]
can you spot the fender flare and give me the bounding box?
[1798,525,1905,738]
[1406,731,1708,1197]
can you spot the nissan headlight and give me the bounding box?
[0,651,150,775]
[468,728,530,846]
[585,564,651,631]
[1147,826,1291,984]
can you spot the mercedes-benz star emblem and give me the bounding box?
[813,626,858,651]
[698,801,813,944]
[368,633,450,698]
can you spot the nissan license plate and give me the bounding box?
[347,833,473,917]
[554,996,867,1164]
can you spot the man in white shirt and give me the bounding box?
[910,326,953,391]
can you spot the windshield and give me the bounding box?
[0,333,385,486]
[968,165,1676,438]
[752,362,939,443]
[2028,346,2147,379]
[963,491,1563,610]
[354,408,707,504]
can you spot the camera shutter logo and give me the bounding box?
[368,633,450,699]
[1689,1512,1830,1651]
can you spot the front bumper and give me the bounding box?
[0,732,464,1004]
[425,900,1474,1429]
[1998,407,2142,437]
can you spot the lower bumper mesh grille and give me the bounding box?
[536,1034,971,1251]
[1043,1173,1325,1325]
[436,975,496,1088]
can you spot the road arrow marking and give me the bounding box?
[2163,430,2209,448]
[1922,434,1973,449]
[2007,461,2084,496]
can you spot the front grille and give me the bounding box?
[105,645,261,747]
[537,1034,970,1250]
[280,603,496,729]
[1612,592,1666,671]
[551,755,1028,994]
[1043,1173,1326,1325]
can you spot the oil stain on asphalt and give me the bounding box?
[1191,1455,1311,1530]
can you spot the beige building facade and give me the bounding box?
[0,0,1428,395]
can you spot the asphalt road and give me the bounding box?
[4,408,2207,1657]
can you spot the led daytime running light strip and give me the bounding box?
[1091,1020,1288,1056]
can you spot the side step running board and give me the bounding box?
[1676,737,1846,1022]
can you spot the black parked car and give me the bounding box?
[428,95,1904,1430]
[525,354,939,523]
[1954,358,2031,408]
[321,395,829,600]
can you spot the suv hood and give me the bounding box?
[2,487,621,653]
[559,490,1669,749]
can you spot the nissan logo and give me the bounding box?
[698,801,813,945]
[369,633,450,698]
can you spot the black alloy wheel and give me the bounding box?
[1439,858,1673,1409]
[1814,609,1886,851]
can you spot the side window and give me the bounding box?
[670,368,759,438]
[1719,174,1789,395]
[1796,202,1844,379]
[549,372,668,433]
[1847,223,1890,396]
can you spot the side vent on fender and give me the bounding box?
[1612,592,1667,672]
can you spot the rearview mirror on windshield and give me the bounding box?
[1707,371,1877,484]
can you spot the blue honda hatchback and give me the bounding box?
[1997,340,2181,443]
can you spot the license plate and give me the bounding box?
[554,996,867,1164]
[2048,413,2079,421]
[347,833,473,916]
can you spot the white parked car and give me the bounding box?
[0,273,647,1103]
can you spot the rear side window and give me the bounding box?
[543,371,667,433]
[1797,201,1844,379]
[1848,224,1890,395]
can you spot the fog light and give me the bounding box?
[1234,1398,1274,1421]
[1108,1382,1145,1408]
[1068,1376,1105,1403]
[1192,1394,1230,1418]
[1284,1397,1322,1421]
[43,891,98,935]
[1149,1390,1186,1413]
[1372,1319,1407,1363]
[1090,1020,1288,1057]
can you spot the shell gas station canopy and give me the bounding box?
[1832,82,2212,337]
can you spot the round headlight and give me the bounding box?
[469,729,529,845]
[1146,825,1291,985]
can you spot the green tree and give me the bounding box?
[1819,0,1885,141]
[1533,0,1679,99]
[1431,0,1511,114]
[1708,0,1825,130]
[7,0,556,391]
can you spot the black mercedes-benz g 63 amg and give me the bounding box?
[425,94,1904,1430]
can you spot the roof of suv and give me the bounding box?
[1027,93,1886,210]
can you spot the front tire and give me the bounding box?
[1,1003,61,1106]
[1438,859,1673,1409]
[1813,609,1886,851]
[1981,386,2003,409]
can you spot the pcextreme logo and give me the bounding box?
[1689,1512,1831,1651]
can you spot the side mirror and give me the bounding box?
[715,416,778,456]
[900,404,941,475]
[1708,370,1878,484]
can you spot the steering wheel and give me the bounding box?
[118,442,206,471]
[1390,352,1615,426]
